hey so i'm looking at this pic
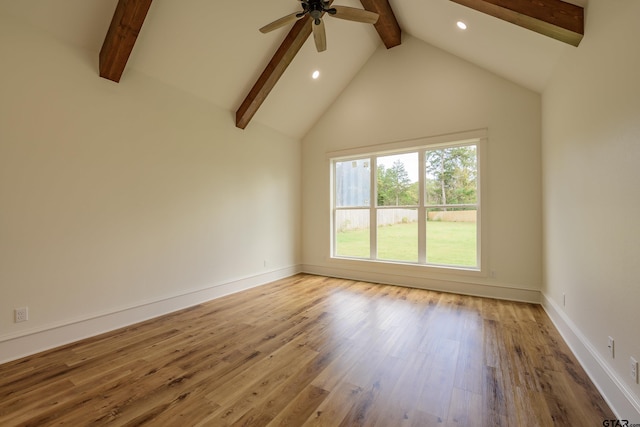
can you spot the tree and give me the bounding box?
[377,160,418,206]
[425,147,477,207]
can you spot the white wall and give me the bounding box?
[302,36,542,301]
[542,0,640,417]
[0,15,301,360]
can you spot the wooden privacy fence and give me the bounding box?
[427,210,477,222]
[336,209,476,231]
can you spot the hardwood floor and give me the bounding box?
[0,274,613,426]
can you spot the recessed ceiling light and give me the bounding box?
[312,70,320,79]
[457,21,467,30]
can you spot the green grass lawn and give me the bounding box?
[336,221,477,267]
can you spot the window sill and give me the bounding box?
[328,256,486,279]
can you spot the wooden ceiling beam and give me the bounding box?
[360,0,401,49]
[100,0,153,82]
[449,0,583,46]
[236,16,313,130]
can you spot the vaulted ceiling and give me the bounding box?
[0,0,585,138]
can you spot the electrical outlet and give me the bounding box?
[631,357,638,383]
[14,307,28,323]
[607,336,614,358]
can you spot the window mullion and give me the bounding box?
[331,161,336,256]
[418,150,426,264]
[370,156,377,260]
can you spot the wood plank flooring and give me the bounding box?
[0,274,613,426]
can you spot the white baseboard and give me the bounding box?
[541,293,640,420]
[301,263,541,303]
[0,265,301,365]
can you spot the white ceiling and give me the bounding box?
[0,0,587,139]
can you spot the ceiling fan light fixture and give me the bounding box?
[457,21,468,30]
[310,9,322,23]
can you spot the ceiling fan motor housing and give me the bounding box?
[305,0,337,24]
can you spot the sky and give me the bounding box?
[377,152,419,182]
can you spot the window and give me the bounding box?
[331,134,483,271]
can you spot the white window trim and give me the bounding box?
[328,129,488,276]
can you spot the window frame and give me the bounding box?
[329,130,487,274]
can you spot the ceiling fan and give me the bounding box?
[259,0,379,52]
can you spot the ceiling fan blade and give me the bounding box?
[259,12,301,33]
[312,19,327,52]
[331,6,379,24]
